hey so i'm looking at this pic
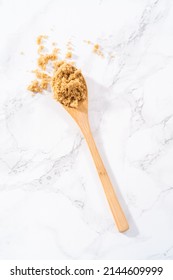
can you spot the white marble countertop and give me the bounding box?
[0,0,173,260]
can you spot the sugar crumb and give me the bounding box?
[93,43,104,57]
[84,40,91,44]
[65,52,72,59]
[38,45,44,54]
[27,80,43,93]
[37,52,58,70]
[34,69,51,80]
[36,35,48,45]
[94,44,99,50]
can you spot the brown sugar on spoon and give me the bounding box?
[51,61,87,108]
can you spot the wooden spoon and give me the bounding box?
[55,74,129,232]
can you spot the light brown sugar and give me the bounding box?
[51,61,87,108]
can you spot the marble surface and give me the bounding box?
[0,0,173,260]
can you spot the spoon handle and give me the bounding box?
[79,118,129,232]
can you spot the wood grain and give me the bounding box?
[79,115,129,232]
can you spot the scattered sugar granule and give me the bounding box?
[37,49,58,70]
[93,43,104,57]
[65,52,72,59]
[40,79,49,90]
[34,70,51,90]
[84,40,91,44]
[38,45,44,54]
[34,70,51,80]
[36,35,48,45]
[93,44,99,51]
[27,80,43,93]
